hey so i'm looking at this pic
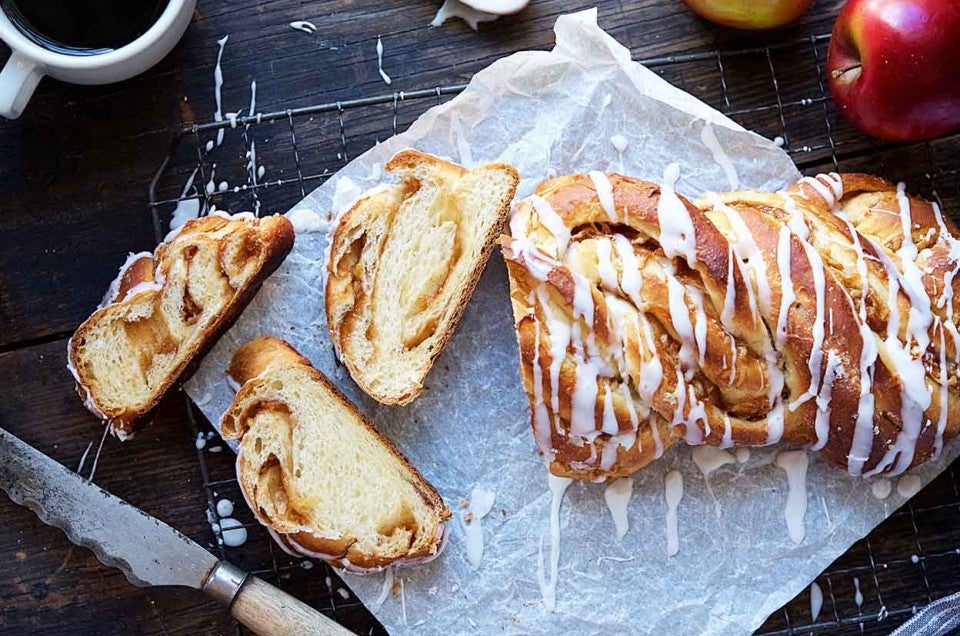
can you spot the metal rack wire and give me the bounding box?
[148,32,960,635]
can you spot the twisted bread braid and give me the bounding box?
[502,170,960,481]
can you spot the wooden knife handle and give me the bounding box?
[231,575,355,636]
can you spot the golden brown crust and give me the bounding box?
[503,171,960,480]
[324,149,520,405]
[69,213,295,438]
[222,336,450,571]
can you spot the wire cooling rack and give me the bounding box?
[148,32,960,636]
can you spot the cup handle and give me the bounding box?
[0,51,43,119]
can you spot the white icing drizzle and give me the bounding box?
[935,320,949,457]
[603,477,633,539]
[714,196,771,314]
[800,175,837,209]
[538,474,572,611]
[664,470,683,556]
[529,296,553,457]
[853,577,863,608]
[600,386,618,435]
[812,351,842,452]
[216,498,234,517]
[376,36,392,85]
[776,450,809,545]
[569,327,601,438]
[720,413,733,449]
[896,183,918,260]
[720,244,738,331]
[861,239,931,476]
[610,134,629,153]
[871,478,892,499]
[461,487,495,567]
[169,167,201,232]
[810,582,823,622]
[790,241,827,410]
[844,216,879,475]
[666,270,698,372]
[692,446,734,518]
[284,208,327,234]
[613,234,642,308]
[537,288,571,435]
[637,314,664,406]
[289,20,318,33]
[430,0,500,29]
[220,518,248,547]
[213,36,229,147]
[775,226,795,348]
[589,171,619,222]
[691,287,708,367]
[656,163,697,268]
[699,122,740,190]
[530,195,570,254]
[595,238,619,293]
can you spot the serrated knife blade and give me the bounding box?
[0,427,352,636]
[0,426,216,588]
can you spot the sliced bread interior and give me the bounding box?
[326,149,519,404]
[221,335,450,571]
[68,212,294,438]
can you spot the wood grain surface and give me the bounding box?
[1,1,958,635]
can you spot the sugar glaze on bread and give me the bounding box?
[503,171,960,480]
[221,336,450,572]
[325,149,520,404]
[68,212,294,438]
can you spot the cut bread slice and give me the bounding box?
[220,336,450,571]
[68,212,294,439]
[325,149,519,404]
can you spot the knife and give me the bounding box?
[0,427,354,636]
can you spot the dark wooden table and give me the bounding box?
[2,1,959,634]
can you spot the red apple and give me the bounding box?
[828,0,960,142]
[682,0,814,29]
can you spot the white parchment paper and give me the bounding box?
[185,10,960,634]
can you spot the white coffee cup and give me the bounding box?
[0,0,196,119]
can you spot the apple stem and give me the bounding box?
[831,64,862,79]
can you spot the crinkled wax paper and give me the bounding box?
[185,10,960,634]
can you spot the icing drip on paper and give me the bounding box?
[538,474,572,611]
[776,450,808,545]
[692,446,734,519]
[664,470,683,556]
[461,487,495,567]
[871,479,892,499]
[897,474,922,498]
[700,122,739,190]
[603,477,633,539]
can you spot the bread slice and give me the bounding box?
[68,212,295,439]
[220,336,450,572]
[325,149,519,404]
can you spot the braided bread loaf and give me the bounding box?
[502,170,960,481]
[68,212,294,438]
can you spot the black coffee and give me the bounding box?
[2,0,170,56]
